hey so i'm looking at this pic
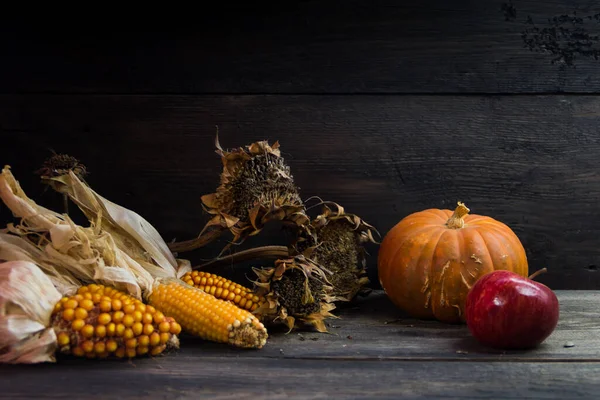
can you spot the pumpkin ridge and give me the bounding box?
[379,224,440,292]
[415,226,448,315]
[419,209,451,222]
[427,228,453,317]
[479,227,512,272]
[467,228,496,285]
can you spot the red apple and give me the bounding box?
[465,268,559,349]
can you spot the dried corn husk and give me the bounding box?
[0,233,80,296]
[40,169,185,280]
[294,200,380,302]
[252,256,337,333]
[0,165,153,298]
[169,135,311,255]
[0,260,63,363]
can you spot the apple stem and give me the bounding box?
[528,267,548,280]
[446,201,470,229]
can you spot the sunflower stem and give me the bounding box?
[194,245,290,270]
[168,228,225,253]
[62,193,69,215]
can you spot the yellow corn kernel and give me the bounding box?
[112,299,123,311]
[132,322,143,336]
[181,271,266,312]
[138,335,150,347]
[51,283,181,360]
[62,308,75,322]
[96,325,107,338]
[148,279,268,349]
[57,332,70,347]
[64,299,78,310]
[106,340,118,353]
[97,313,111,325]
[81,324,95,338]
[149,332,161,346]
[143,324,154,336]
[106,323,116,337]
[94,342,106,354]
[71,319,85,331]
[113,311,125,323]
[80,299,94,311]
[99,300,112,312]
[74,308,88,320]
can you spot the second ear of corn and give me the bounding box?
[147,279,268,349]
[181,271,265,312]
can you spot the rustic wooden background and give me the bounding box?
[1,1,600,290]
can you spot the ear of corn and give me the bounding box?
[147,278,268,349]
[181,271,265,312]
[52,283,180,359]
[1,166,270,351]
[181,262,338,334]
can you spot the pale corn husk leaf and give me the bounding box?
[0,260,62,364]
[252,256,337,333]
[0,233,81,296]
[42,170,193,281]
[40,167,196,283]
[42,171,178,278]
[0,166,150,298]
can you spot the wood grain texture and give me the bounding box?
[2,0,600,94]
[1,359,599,399]
[0,291,599,400]
[2,94,599,289]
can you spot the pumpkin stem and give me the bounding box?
[445,202,470,229]
[528,268,547,280]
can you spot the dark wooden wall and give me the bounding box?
[2,1,600,290]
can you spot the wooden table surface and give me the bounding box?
[1,290,598,399]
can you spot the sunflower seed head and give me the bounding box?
[251,256,336,333]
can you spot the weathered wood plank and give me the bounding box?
[2,94,600,289]
[113,290,600,361]
[2,1,600,94]
[1,358,599,399]
[0,291,598,399]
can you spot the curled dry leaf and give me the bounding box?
[169,134,311,255]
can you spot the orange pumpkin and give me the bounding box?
[377,202,528,323]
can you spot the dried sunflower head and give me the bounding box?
[170,134,310,254]
[35,152,88,181]
[251,256,336,333]
[292,201,380,302]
